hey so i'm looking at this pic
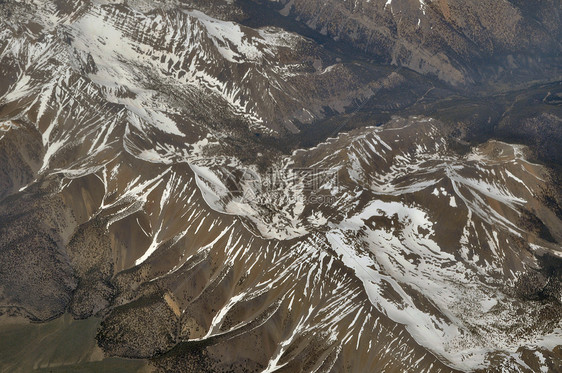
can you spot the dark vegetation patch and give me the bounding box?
[518,209,556,244]
[515,253,562,304]
[97,292,179,359]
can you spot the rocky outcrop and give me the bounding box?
[265,0,562,86]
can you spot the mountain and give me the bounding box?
[0,0,561,372]
[264,0,562,86]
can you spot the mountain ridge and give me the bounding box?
[0,0,561,372]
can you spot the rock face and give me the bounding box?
[0,0,561,372]
[267,0,562,86]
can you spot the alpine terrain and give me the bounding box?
[0,0,561,372]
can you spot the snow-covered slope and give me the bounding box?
[0,1,560,372]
